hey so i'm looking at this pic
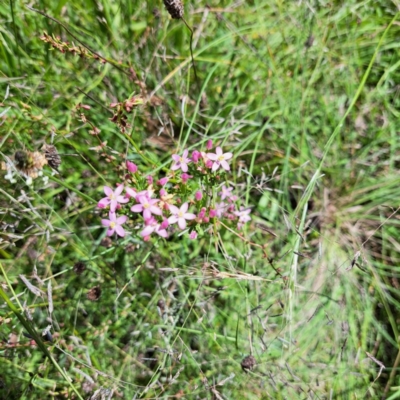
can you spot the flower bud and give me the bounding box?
[181,173,192,183]
[146,175,153,184]
[206,139,213,150]
[198,207,206,219]
[160,219,169,230]
[189,231,198,240]
[126,161,138,173]
[157,177,169,186]
[195,191,202,201]
[209,209,217,218]
[191,150,200,163]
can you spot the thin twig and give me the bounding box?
[26,6,130,77]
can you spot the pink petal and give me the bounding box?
[223,152,233,160]
[211,162,220,172]
[106,228,115,236]
[184,213,196,220]
[150,206,162,215]
[143,209,151,220]
[101,219,111,227]
[169,205,179,214]
[104,186,113,196]
[115,184,124,196]
[168,216,178,224]
[178,218,187,230]
[220,160,230,171]
[115,226,125,237]
[116,215,127,224]
[131,204,143,213]
[180,203,188,213]
[156,229,168,238]
[141,225,155,236]
[207,153,218,161]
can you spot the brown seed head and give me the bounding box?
[87,286,102,301]
[241,355,256,372]
[163,0,184,19]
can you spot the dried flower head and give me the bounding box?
[14,150,47,178]
[241,355,256,372]
[163,0,184,19]
[73,261,86,275]
[87,286,102,301]
[42,144,61,170]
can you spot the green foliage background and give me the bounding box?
[1,0,400,399]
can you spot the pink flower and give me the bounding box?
[181,173,192,183]
[131,195,162,220]
[126,161,138,173]
[234,207,252,223]
[140,216,168,238]
[195,191,202,201]
[146,175,153,184]
[101,212,128,237]
[189,231,198,240]
[219,185,234,200]
[98,185,129,212]
[171,149,191,172]
[206,139,213,150]
[216,202,228,218]
[207,147,233,172]
[168,202,196,230]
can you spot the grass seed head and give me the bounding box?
[163,0,184,19]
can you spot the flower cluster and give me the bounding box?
[98,141,252,240]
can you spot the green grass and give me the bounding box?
[1,0,400,398]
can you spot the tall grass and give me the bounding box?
[1,0,400,398]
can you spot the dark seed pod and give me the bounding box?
[241,355,256,372]
[87,286,102,301]
[163,0,184,19]
[42,144,61,170]
[73,261,86,275]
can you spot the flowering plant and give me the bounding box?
[97,141,251,241]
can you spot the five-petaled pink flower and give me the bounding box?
[140,216,168,238]
[131,195,162,220]
[219,185,234,200]
[98,185,129,212]
[207,147,233,172]
[234,207,252,223]
[168,202,196,230]
[171,149,191,172]
[101,212,128,237]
